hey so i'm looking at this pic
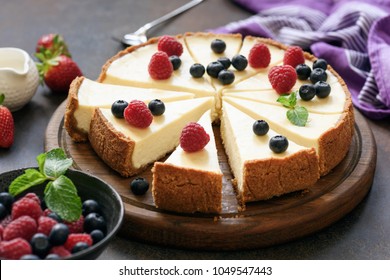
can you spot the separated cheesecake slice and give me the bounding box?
[152,110,223,213]
[98,36,215,97]
[89,97,213,177]
[223,97,353,176]
[221,102,319,204]
[65,76,195,142]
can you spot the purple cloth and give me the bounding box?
[211,0,390,119]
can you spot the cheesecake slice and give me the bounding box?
[221,102,319,204]
[65,76,195,142]
[98,36,215,97]
[89,97,213,177]
[152,110,223,213]
[224,97,353,176]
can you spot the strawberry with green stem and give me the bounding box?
[0,94,14,148]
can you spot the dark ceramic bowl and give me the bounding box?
[0,168,124,260]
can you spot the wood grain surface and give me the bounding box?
[45,102,376,250]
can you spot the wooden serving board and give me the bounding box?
[45,102,377,250]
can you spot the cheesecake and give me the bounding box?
[152,110,223,213]
[221,102,319,203]
[88,97,212,177]
[65,76,195,142]
[223,97,353,176]
[64,32,355,213]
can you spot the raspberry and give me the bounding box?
[0,224,3,241]
[248,43,271,68]
[180,122,210,152]
[3,215,37,241]
[0,238,32,259]
[49,245,71,258]
[124,100,153,128]
[43,208,52,216]
[11,196,42,221]
[283,46,305,68]
[64,233,93,251]
[157,35,183,57]
[64,215,84,233]
[24,192,41,204]
[268,65,297,94]
[148,51,173,80]
[0,215,12,228]
[37,216,58,236]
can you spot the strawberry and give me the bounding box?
[36,55,82,93]
[180,122,210,152]
[283,46,305,68]
[3,215,37,241]
[64,233,93,251]
[0,238,32,259]
[35,33,71,59]
[0,94,14,148]
[268,65,297,94]
[248,42,271,68]
[11,196,42,221]
[148,51,173,80]
[124,100,153,128]
[157,35,183,57]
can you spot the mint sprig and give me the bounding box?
[276,91,309,127]
[9,148,81,222]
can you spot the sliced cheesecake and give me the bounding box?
[221,102,319,204]
[98,36,215,97]
[223,97,353,176]
[152,110,223,213]
[89,97,213,177]
[65,76,195,142]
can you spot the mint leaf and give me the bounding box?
[37,152,46,174]
[286,106,309,127]
[43,148,73,179]
[44,175,82,222]
[289,91,297,107]
[9,169,47,196]
[276,94,292,108]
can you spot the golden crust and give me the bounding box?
[152,162,223,213]
[64,76,88,142]
[242,148,319,202]
[88,108,139,177]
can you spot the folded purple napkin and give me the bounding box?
[211,0,390,119]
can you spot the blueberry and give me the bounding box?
[269,135,289,153]
[82,199,101,216]
[217,57,231,69]
[48,212,63,223]
[90,229,105,244]
[71,242,90,254]
[0,192,14,212]
[217,69,235,85]
[30,233,51,258]
[148,99,165,116]
[310,68,327,84]
[231,54,248,71]
[169,55,181,70]
[299,84,316,101]
[313,58,328,70]
[252,120,269,136]
[206,61,225,78]
[295,64,311,80]
[130,177,149,195]
[48,223,69,246]
[45,254,61,260]
[20,254,41,260]
[211,39,226,54]
[84,212,107,234]
[111,100,129,118]
[189,63,205,78]
[0,203,7,220]
[314,81,331,98]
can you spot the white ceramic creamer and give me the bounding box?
[0,48,39,111]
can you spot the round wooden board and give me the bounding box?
[45,102,376,250]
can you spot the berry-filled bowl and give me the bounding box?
[0,166,124,260]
